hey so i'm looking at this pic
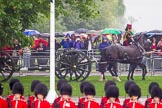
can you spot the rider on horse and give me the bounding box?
[123,24,134,46]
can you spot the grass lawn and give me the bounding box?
[1,75,162,97]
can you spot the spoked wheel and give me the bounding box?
[0,50,15,82]
[56,50,91,81]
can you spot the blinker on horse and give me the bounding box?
[99,33,152,81]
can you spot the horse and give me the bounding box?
[99,33,152,81]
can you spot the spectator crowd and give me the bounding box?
[0,78,162,108]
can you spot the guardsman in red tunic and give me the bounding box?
[10,82,28,108]
[0,83,8,108]
[7,78,25,108]
[124,84,144,108]
[147,86,162,108]
[123,80,136,108]
[33,83,50,108]
[57,83,77,108]
[144,82,159,108]
[80,83,100,108]
[28,80,41,108]
[100,80,120,108]
[104,85,122,108]
[52,79,68,108]
[78,81,90,108]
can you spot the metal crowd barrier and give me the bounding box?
[7,49,162,75]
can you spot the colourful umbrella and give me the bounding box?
[24,29,40,36]
[101,28,121,35]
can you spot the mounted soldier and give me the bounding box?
[123,24,134,46]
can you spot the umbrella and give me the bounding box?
[24,29,40,36]
[75,28,88,34]
[101,28,121,35]
[87,30,100,36]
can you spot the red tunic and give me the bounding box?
[126,101,144,108]
[104,102,122,108]
[144,98,153,108]
[11,99,28,108]
[52,96,62,108]
[59,99,77,108]
[81,99,100,108]
[33,99,50,108]
[28,95,37,108]
[100,96,120,108]
[78,97,87,108]
[0,96,8,108]
[7,94,25,107]
[149,102,162,108]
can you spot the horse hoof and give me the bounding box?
[142,78,145,80]
[131,78,134,80]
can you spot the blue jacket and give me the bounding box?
[60,39,73,49]
[98,42,110,52]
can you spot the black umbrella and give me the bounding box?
[75,28,88,34]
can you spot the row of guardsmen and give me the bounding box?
[0,78,162,108]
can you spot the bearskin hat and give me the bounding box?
[60,83,72,96]
[57,79,68,91]
[125,24,132,31]
[124,80,136,94]
[9,78,20,90]
[84,83,96,96]
[106,85,119,99]
[104,80,116,92]
[0,83,3,95]
[80,81,90,94]
[34,83,48,98]
[151,86,162,99]
[128,84,141,99]
[148,82,159,95]
[12,82,24,95]
[31,80,41,92]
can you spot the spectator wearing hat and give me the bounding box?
[0,83,8,108]
[100,80,120,108]
[78,81,91,108]
[10,82,28,108]
[123,24,133,46]
[148,86,162,108]
[52,79,68,108]
[145,82,160,108]
[33,83,50,108]
[81,83,100,108]
[124,84,144,108]
[28,80,41,108]
[123,80,136,107]
[60,34,73,49]
[58,83,77,108]
[104,85,122,108]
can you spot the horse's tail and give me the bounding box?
[100,48,110,62]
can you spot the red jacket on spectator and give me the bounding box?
[11,99,27,108]
[33,99,50,108]
[0,96,8,108]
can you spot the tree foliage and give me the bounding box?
[0,0,49,47]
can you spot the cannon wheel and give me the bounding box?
[56,50,91,81]
[0,50,15,82]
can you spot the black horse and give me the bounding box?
[99,33,152,80]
